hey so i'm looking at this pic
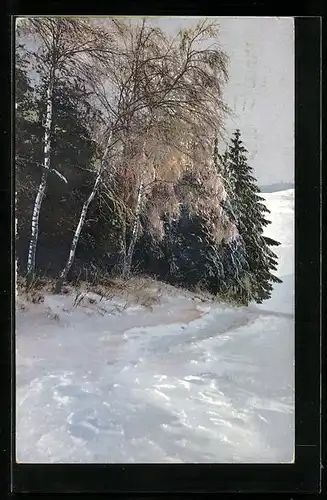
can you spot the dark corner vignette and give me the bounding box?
[1,8,14,500]
[294,14,322,493]
[10,14,321,495]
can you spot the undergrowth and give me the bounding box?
[16,267,244,310]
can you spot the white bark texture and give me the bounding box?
[59,131,112,281]
[123,179,144,279]
[26,68,55,278]
[123,138,148,279]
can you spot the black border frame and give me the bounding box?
[2,8,322,496]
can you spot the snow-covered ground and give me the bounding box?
[16,189,294,463]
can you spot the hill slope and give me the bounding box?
[16,189,295,463]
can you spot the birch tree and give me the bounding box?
[114,18,230,278]
[22,19,59,282]
[56,129,113,289]
[56,17,230,282]
[18,17,117,283]
[121,137,148,278]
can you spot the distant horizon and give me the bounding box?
[259,180,294,187]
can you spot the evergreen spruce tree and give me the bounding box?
[223,129,282,303]
[209,137,250,304]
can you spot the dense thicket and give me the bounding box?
[15,17,281,305]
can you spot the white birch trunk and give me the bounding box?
[58,131,112,283]
[26,68,55,280]
[123,179,144,279]
[122,138,147,279]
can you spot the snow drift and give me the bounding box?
[16,189,294,463]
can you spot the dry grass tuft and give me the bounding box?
[16,270,165,312]
[93,275,163,309]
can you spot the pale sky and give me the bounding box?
[144,16,294,185]
[17,16,294,185]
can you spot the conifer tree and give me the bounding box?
[209,137,249,304]
[223,129,282,303]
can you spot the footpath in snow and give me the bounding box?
[16,189,295,463]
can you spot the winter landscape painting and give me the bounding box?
[15,16,294,463]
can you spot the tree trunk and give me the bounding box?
[122,179,144,279]
[213,136,220,172]
[56,131,112,289]
[26,68,55,284]
[116,215,127,275]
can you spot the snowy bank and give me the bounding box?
[16,189,294,463]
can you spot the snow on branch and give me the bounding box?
[50,168,68,183]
